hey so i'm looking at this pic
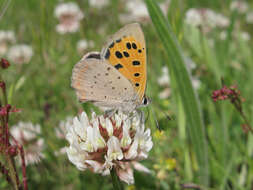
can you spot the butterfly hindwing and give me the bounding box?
[71,55,136,109]
[101,23,147,103]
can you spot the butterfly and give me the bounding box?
[71,23,150,113]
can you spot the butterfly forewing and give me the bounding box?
[71,57,136,109]
[101,23,147,103]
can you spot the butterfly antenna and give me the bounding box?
[149,106,161,131]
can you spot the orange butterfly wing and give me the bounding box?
[101,23,146,103]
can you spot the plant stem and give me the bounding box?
[110,167,123,190]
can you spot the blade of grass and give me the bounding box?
[145,0,208,186]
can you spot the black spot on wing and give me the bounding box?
[138,49,142,53]
[134,73,140,77]
[132,60,140,66]
[126,42,131,49]
[123,51,129,57]
[115,51,123,58]
[109,42,115,48]
[116,39,121,43]
[132,43,137,49]
[135,83,139,87]
[115,63,123,69]
[105,49,110,59]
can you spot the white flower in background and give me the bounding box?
[119,0,149,23]
[88,0,109,9]
[240,31,251,41]
[120,0,170,23]
[77,39,95,55]
[220,30,227,40]
[66,111,153,184]
[159,0,170,16]
[54,116,74,155]
[185,8,202,27]
[215,13,230,28]
[56,116,73,139]
[158,88,171,100]
[157,66,170,87]
[54,2,84,34]
[7,44,33,64]
[246,12,253,24]
[185,8,229,33]
[0,30,15,56]
[11,122,44,165]
[230,1,248,14]
[157,66,170,99]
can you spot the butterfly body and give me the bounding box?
[71,23,149,113]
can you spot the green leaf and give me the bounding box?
[145,0,209,186]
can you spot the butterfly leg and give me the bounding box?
[104,109,116,118]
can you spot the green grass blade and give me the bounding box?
[145,0,209,186]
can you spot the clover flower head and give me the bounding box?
[0,30,15,56]
[54,2,84,34]
[65,111,153,184]
[7,44,33,64]
[11,122,44,165]
[88,0,109,9]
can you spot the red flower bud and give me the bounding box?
[0,58,10,69]
[0,81,5,91]
[6,146,18,157]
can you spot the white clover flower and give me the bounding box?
[246,12,253,24]
[185,8,203,27]
[65,111,153,184]
[54,2,84,34]
[88,0,109,9]
[7,44,33,64]
[10,122,44,165]
[119,0,149,23]
[215,13,230,28]
[0,30,15,56]
[56,116,73,139]
[185,8,230,33]
[240,31,251,41]
[157,66,170,87]
[77,39,95,55]
[159,88,171,99]
[230,1,248,14]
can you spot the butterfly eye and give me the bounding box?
[142,96,150,106]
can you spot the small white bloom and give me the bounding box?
[246,12,253,24]
[56,116,73,139]
[159,88,171,99]
[185,8,229,33]
[10,122,44,165]
[230,1,248,14]
[7,44,33,64]
[126,125,153,160]
[240,31,251,41]
[77,39,95,55]
[107,136,123,161]
[88,0,109,9]
[157,66,170,87]
[185,8,202,27]
[0,30,15,55]
[215,13,230,28]
[105,118,114,136]
[54,2,84,34]
[65,111,153,184]
[119,0,149,23]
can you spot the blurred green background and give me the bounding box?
[1,0,253,189]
